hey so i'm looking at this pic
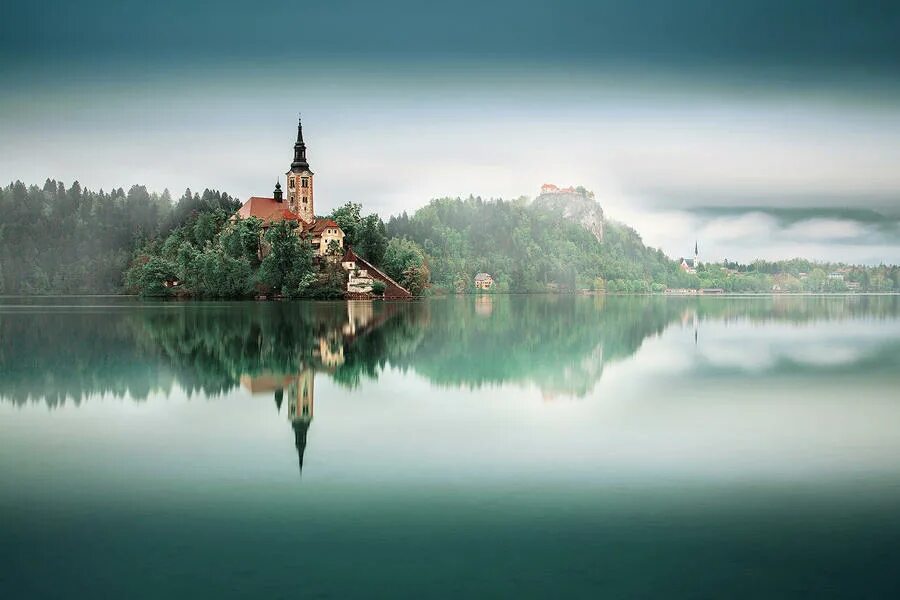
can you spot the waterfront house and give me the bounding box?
[474,272,494,290]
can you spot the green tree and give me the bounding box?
[220,217,263,265]
[330,202,387,264]
[191,246,254,297]
[301,261,346,299]
[806,268,827,292]
[355,214,388,264]
[402,264,430,296]
[330,202,362,244]
[258,221,313,296]
[138,257,176,297]
[383,237,427,282]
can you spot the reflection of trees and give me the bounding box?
[0,308,176,407]
[691,294,900,324]
[1,294,897,407]
[396,296,678,398]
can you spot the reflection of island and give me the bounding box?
[2,295,898,408]
[3,295,899,479]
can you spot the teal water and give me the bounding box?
[1,295,899,598]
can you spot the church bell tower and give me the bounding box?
[286,116,314,224]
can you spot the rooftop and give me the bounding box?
[235,197,303,225]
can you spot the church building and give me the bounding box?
[233,117,345,256]
[679,241,700,274]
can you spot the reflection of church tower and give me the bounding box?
[287,369,315,474]
[693,310,699,346]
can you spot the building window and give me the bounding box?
[289,177,295,189]
[301,177,309,188]
[302,197,307,204]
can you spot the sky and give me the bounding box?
[2,0,900,264]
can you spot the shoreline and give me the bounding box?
[2,292,899,301]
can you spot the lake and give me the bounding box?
[1,295,899,598]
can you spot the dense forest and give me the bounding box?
[0,179,238,294]
[1,179,897,296]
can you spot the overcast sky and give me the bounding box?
[2,0,899,263]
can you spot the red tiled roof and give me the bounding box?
[304,218,339,234]
[235,197,303,225]
[274,208,301,222]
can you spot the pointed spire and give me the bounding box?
[291,114,310,171]
[694,240,699,255]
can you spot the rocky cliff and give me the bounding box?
[533,186,604,242]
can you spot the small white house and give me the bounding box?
[474,273,494,290]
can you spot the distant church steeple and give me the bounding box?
[694,240,699,264]
[286,115,314,223]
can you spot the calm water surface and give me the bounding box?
[1,295,899,598]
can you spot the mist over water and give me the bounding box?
[1,296,899,597]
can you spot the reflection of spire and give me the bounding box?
[274,388,283,412]
[292,419,311,474]
[288,370,315,477]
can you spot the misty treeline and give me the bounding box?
[0,179,238,294]
[386,195,899,293]
[385,195,677,292]
[2,180,897,296]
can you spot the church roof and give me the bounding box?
[235,197,302,225]
[474,272,493,281]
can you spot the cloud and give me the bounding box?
[783,218,870,241]
[699,213,778,243]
